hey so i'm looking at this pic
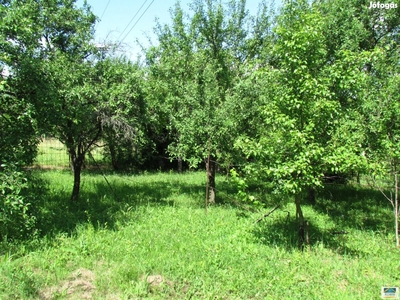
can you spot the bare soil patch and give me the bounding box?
[40,268,95,299]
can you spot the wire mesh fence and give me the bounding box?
[34,138,104,169]
[34,138,232,172]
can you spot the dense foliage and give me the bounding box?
[0,163,45,240]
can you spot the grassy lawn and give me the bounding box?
[0,171,399,299]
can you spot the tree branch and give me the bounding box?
[366,175,394,206]
[255,205,280,223]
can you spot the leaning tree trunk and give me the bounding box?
[206,156,217,204]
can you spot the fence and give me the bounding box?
[34,138,104,169]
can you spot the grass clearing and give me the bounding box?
[0,171,399,299]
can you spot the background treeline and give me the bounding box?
[0,0,399,242]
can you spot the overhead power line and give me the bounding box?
[117,0,149,41]
[94,0,111,34]
[118,0,155,47]
[99,0,111,21]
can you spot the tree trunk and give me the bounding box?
[308,187,315,205]
[109,141,119,171]
[225,163,230,180]
[65,121,102,202]
[295,194,305,250]
[177,156,182,173]
[70,149,85,202]
[305,220,310,248]
[207,156,217,204]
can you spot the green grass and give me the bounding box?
[35,138,103,168]
[0,171,399,299]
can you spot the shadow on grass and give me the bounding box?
[314,184,393,232]
[28,169,395,258]
[252,184,394,256]
[253,212,369,256]
[35,170,208,238]
[215,179,279,214]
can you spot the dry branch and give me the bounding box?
[255,205,280,223]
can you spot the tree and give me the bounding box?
[145,2,197,173]
[0,68,42,240]
[0,0,61,238]
[98,56,148,172]
[45,51,146,201]
[0,0,99,202]
[318,0,400,246]
[32,0,101,202]
[0,78,39,166]
[147,0,263,204]
[233,0,368,248]
[361,44,400,247]
[46,54,103,201]
[1,0,145,201]
[0,0,50,166]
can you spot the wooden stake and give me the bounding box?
[395,172,399,247]
[205,139,210,214]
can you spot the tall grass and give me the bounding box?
[0,171,399,299]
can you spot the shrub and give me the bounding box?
[0,163,42,240]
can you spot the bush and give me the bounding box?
[0,163,42,240]
[102,130,154,171]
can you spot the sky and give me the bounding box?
[75,0,280,60]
